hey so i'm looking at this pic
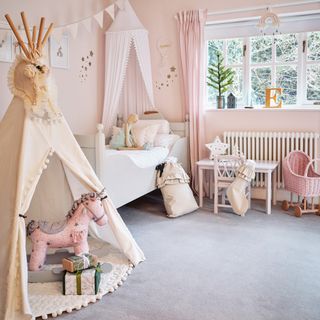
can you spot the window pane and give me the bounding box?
[250,36,272,64]
[208,40,223,65]
[227,39,243,65]
[276,66,297,105]
[307,32,320,61]
[207,85,216,104]
[250,67,271,105]
[307,65,320,100]
[229,67,243,101]
[275,34,298,63]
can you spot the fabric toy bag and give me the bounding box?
[156,158,198,218]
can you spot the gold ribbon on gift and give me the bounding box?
[76,270,82,295]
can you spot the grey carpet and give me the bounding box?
[61,192,320,320]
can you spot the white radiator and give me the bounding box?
[223,131,320,189]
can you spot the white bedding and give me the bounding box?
[104,146,169,168]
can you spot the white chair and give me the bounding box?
[213,155,251,214]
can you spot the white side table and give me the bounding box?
[196,159,279,215]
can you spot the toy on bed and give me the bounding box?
[27,192,108,271]
[124,113,139,148]
[282,150,320,217]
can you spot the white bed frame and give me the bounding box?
[75,122,189,208]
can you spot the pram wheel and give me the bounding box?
[282,200,289,211]
[294,206,302,217]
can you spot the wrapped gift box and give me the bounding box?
[63,266,101,295]
[62,253,98,273]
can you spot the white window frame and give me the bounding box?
[205,31,320,109]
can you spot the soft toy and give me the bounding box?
[226,160,256,216]
[27,192,108,271]
[124,113,139,147]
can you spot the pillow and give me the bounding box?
[109,126,125,149]
[154,134,180,148]
[131,124,160,147]
[134,119,170,134]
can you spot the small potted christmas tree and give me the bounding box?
[207,52,235,109]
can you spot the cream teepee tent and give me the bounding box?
[0,13,145,320]
[102,0,155,135]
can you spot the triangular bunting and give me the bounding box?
[67,23,78,39]
[115,0,125,10]
[82,18,92,32]
[52,27,64,43]
[105,4,115,20]
[94,11,104,28]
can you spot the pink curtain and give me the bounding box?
[176,9,207,191]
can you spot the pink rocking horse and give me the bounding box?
[27,192,108,271]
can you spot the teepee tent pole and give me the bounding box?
[32,26,37,48]
[20,12,33,50]
[41,23,54,48]
[37,17,45,50]
[4,14,31,59]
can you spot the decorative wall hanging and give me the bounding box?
[206,136,229,160]
[0,2,117,41]
[0,32,13,62]
[265,87,283,108]
[155,65,178,90]
[157,38,171,74]
[50,34,69,69]
[79,50,94,82]
[257,8,280,36]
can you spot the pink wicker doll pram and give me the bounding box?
[282,151,320,217]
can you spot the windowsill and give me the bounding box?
[205,105,320,112]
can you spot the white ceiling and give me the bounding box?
[0,0,111,27]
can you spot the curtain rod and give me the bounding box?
[206,11,320,26]
[207,0,320,16]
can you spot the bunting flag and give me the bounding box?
[68,23,79,39]
[94,11,104,29]
[0,7,111,36]
[105,4,115,20]
[52,27,64,43]
[115,0,125,10]
[82,18,92,32]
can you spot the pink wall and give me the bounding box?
[130,0,320,141]
[0,22,107,134]
[0,0,319,138]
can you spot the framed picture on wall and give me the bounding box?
[0,33,13,63]
[50,34,69,69]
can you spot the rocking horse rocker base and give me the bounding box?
[27,192,108,271]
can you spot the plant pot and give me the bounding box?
[216,96,225,109]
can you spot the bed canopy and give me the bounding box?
[102,0,155,135]
[0,12,145,320]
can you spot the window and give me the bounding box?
[206,31,320,108]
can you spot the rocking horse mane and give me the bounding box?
[66,190,108,219]
[66,192,98,219]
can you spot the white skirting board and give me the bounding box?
[252,188,319,204]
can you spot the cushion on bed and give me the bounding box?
[154,134,180,148]
[131,124,160,147]
[110,126,125,149]
[133,119,170,134]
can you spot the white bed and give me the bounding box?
[75,122,189,208]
